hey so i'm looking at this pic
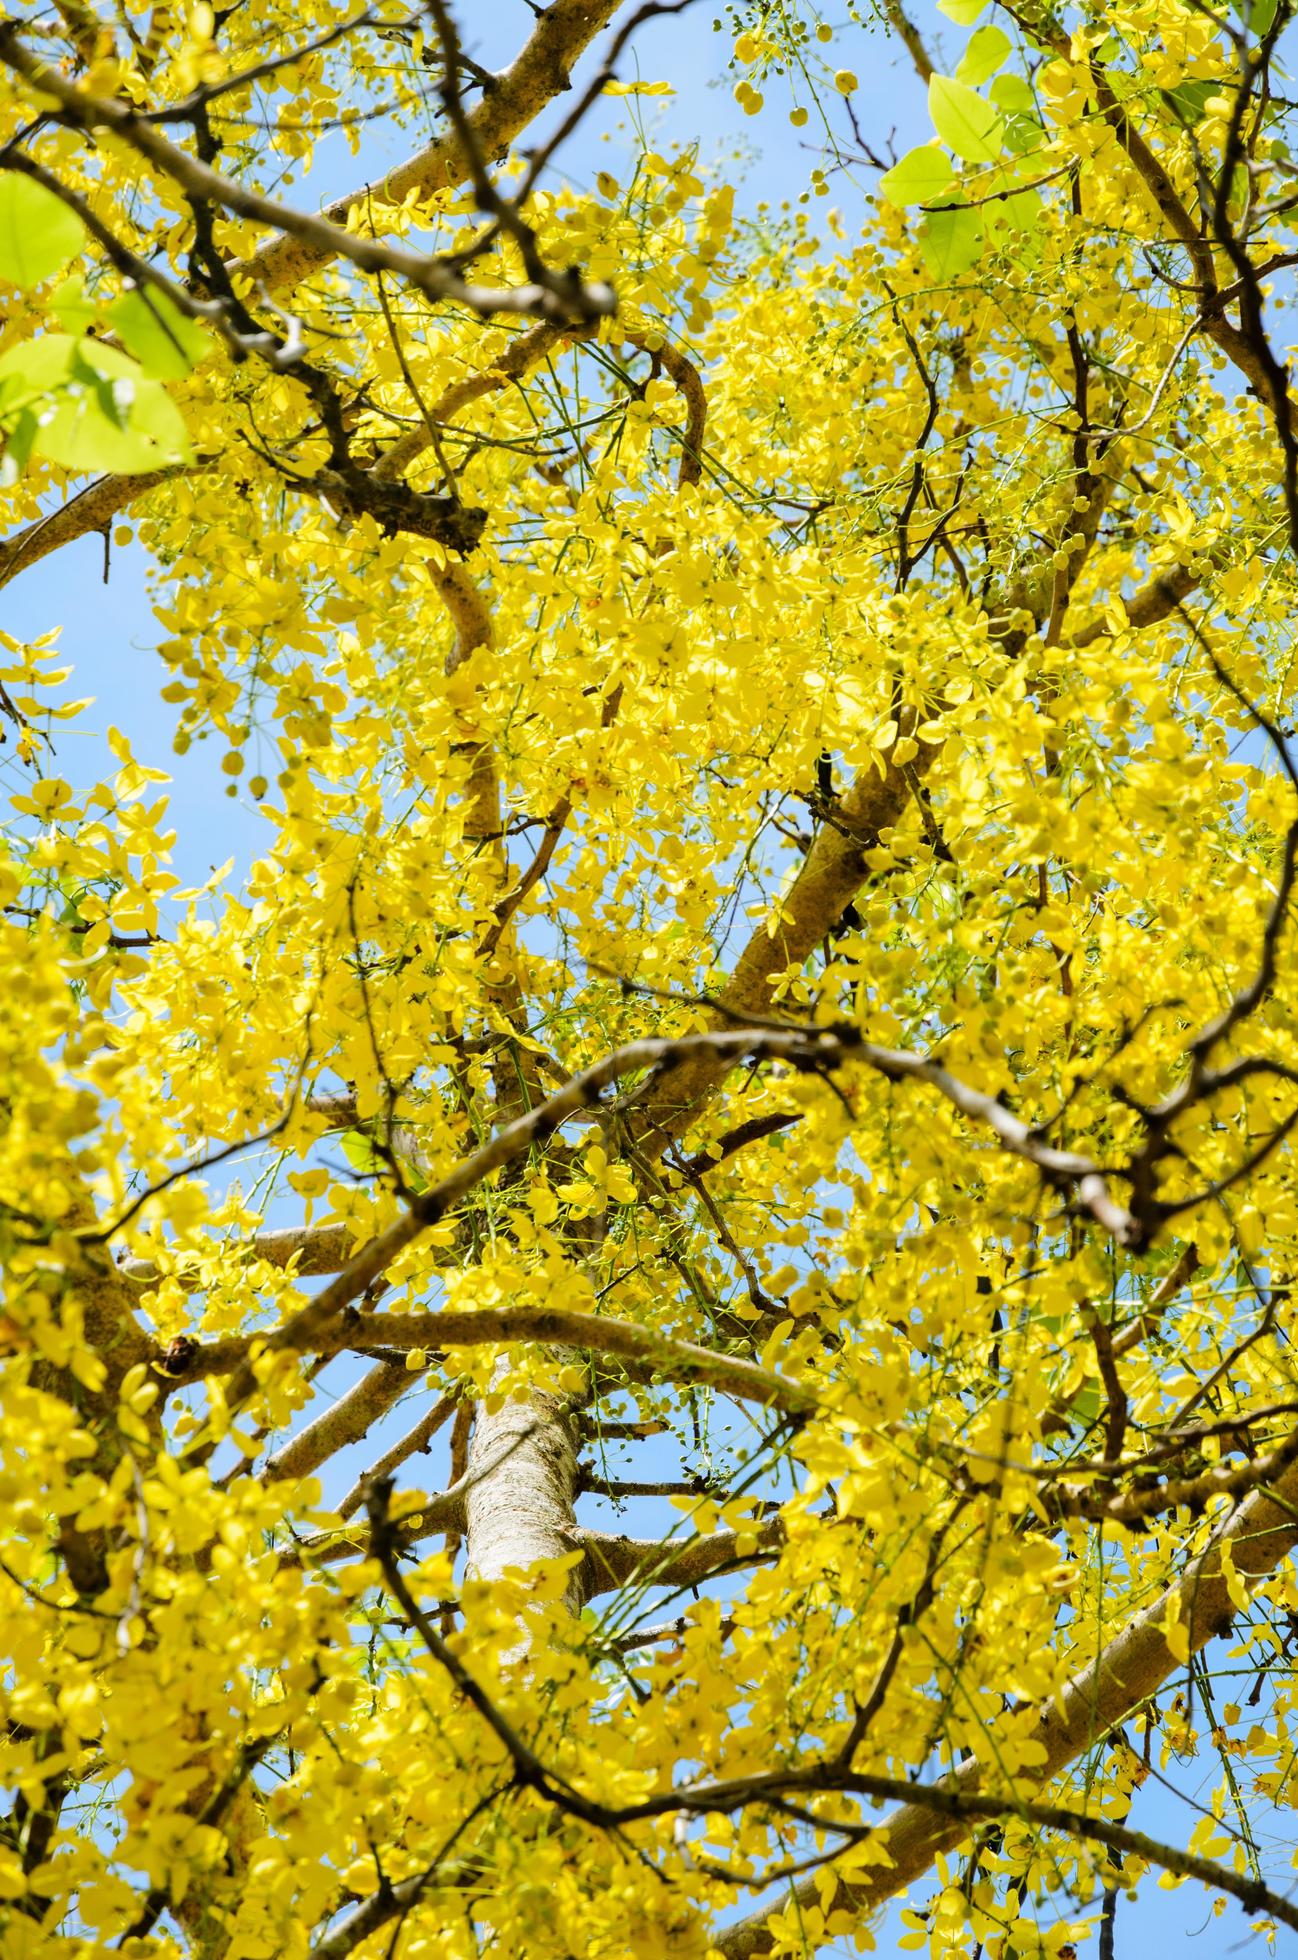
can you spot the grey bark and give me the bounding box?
[465,1377,586,1622]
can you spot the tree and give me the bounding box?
[2,0,1298,1953]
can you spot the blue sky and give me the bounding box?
[4,0,1292,1948]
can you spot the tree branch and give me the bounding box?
[120,1219,360,1287]
[0,1,631,589]
[261,1357,412,1483]
[337,1393,457,1518]
[0,25,615,325]
[248,0,629,296]
[577,1517,783,1597]
[174,1301,820,1418]
[715,1442,1298,1954]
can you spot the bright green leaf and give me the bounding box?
[1070,1382,1102,1427]
[1160,78,1220,126]
[31,391,150,474]
[0,407,38,488]
[340,1129,382,1177]
[74,338,140,385]
[69,345,132,432]
[937,0,986,21]
[113,376,192,463]
[108,289,209,380]
[918,202,985,278]
[929,73,1004,162]
[1003,110,1046,156]
[0,174,85,290]
[51,277,97,336]
[988,182,1043,235]
[878,144,957,208]
[25,337,194,473]
[956,23,1011,85]
[107,376,138,431]
[989,73,1036,114]
[33,378,190,473]
[0,333,81,407]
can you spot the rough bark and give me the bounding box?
[186,1302,815,1413]
[120,1219,358,1287]
[630,736,923,1155]
[578,1518,782,1597]
[465,1379,586,1619]
[261,1358,411,1483]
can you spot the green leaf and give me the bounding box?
[0,333,80,408]
[23,337,194,473]
[1003,110,1046,156]
[1247,0,1279,36]
[956,23,1011,84]
[989,73,1036,114]
[113,375,192,464]
[108,289,208,380]
[29,390,141,473]
[987,178,1043,236]
[0,331,185,427]
[51,276,97,337]
[70,346,132,432]
[0,174,86,290]
[1069,1382,1102,1428]
[33,382,189,473]
[878,144,957,208]
[989,71,1045,152]
[0,408,38,488]
[74,338,138,386]
[918,202,985,277]
[937,0,986,22]
[340,1129,382,1177]
[1160,78,1220,126]
[929,73,1004,162]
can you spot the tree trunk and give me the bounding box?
[464,1378,585,1628]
